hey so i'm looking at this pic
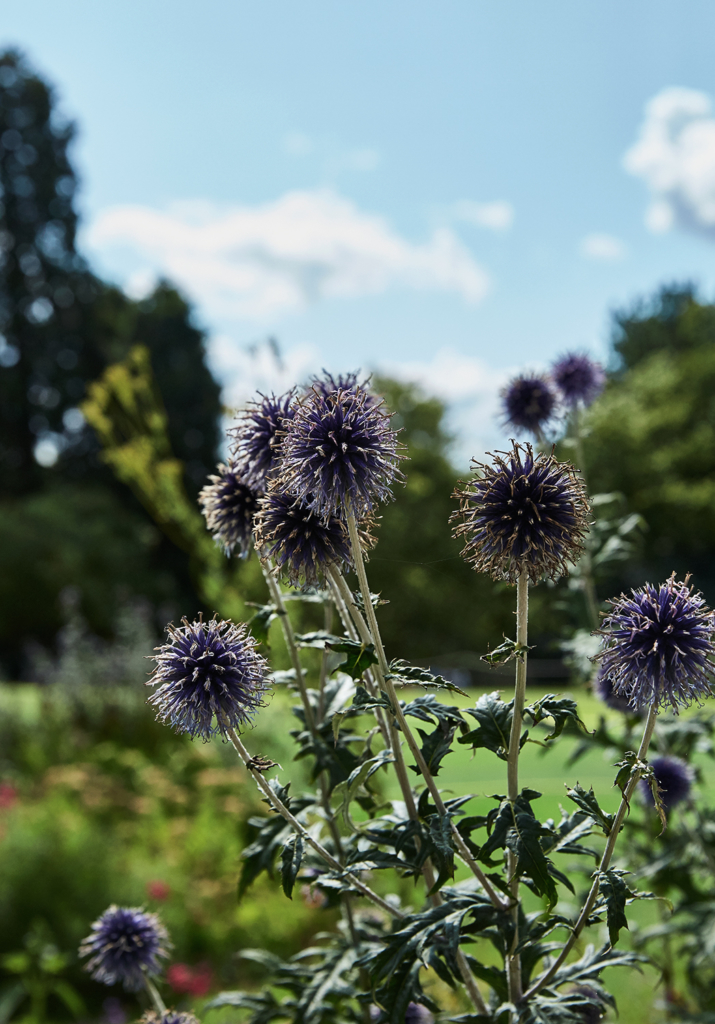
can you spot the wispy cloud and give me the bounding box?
[450,200,515,232]
[625,86,715,236]
[86,190,490,323]
[579,233,627,261]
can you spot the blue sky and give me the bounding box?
[5,1,715,462]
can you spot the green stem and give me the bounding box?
[227,726,404,920]
[143,973,167,1015]
[506,572,529,1006]
[345,513,508,916]
[573,406,600,630]
[524,703,659,1000]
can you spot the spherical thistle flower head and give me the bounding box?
[198,463,260,557]
[593,667,633,714]
[147,617,270,740]
[501,373,558,438]
[141,1013,201,1024]
[552,352,605,408]
[451,442,590,584]
[79,905,169,992]
[254,489,374,588]
[597,574,715,712]
[228,390,296,493]
[640,755,694,811]
[370,1004,434,1024]
[278,385,405,521]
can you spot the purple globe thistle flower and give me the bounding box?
[198,463,260,557]
[254,489,374,588]
[141,1013,200,1024]
[228,390,296,493]
[147,617,270,740]
[552,352,605,408]
[640,755,694,810]
[278,386,404,521]
[596,574,715,712]
[79,905,170,991]
[501,373,558,438]
[308,369,362,397]
[451,442,590,584]
[593,667,633,714]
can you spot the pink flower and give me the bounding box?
[0,783,17,810]
[166,963,213,997]
[146,880,171,902]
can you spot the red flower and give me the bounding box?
[166,963,213,997]
[146,880,171,902]
[0,783,17,810]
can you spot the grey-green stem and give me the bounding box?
[345,513,508,916]
[143,973,166,1015]
[573,405,600,630]
[524,702,659,1000]
[226,726,404,920]
[506,571,529,1006]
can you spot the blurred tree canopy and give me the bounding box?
[583,284,715,598]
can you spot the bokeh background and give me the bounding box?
[2,4,715,1022]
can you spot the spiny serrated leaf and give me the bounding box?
[326,639,378,680]
[524,694,589,742]
[386,658,468,696]
[599,869,631,946]
[280,834,303,900]
[331,684,393,742]
[481,635,535,666]
[640,763,668,835]
[459,691,513,761]
[565,782,615,836]
[247,602,280,645]
[331,750,394,832]
[506,807,558,908]
[425,813,456,893]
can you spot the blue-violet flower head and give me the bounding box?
[147,617,269,740]
[640,755,694,810]
[452,442,590,583]
[254,489,373,588]
[229,391,296,493]
[198,462,260,557]
[552,352,605,408]
[79,905,169,991]
[596,574,715,711]
[278,385,404,521]
[593,667,633,714]
[501,373,558,438]
[370,1004,434,1024]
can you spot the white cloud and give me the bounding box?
[451,200,515,232]
[86,190,490,323]
[378,347,512,467]
[579,233,627,261]
[625,86,715,236]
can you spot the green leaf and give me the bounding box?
[599,870,630,946]
[280,834,304,900]
[386,658,468,696]
[459,691,513,761]
[326,639,378,680]
[524,694,589,742]
[294,629,344,648]
[331,750,394,832]
[425,813,456,893]
[481,635,534,666]
[51,980,85,1019]
[247,602,280,645]
[507,806,558,908]
[331,684,393,742]
[565,782,615,836]
[640,763,668,834]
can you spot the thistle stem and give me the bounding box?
[573,406,600,630]
[506,571,529,1006]
[143,973,167,1015]
[226,726,404,920]
[345,512,507,913]
[524,702,659,1000]
[260,559,316,734]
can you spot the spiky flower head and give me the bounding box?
[229,390,296,493]
[147,617,269,740]
[198,462,259,557]
[641,755,694,810]
[452,442,590,584]
[501,373,557,437]
[79,905,169,991]
[278,385,404,521]
[370,1004,434,1024]
[309,369,361,397]
[593,667,633,714]
[552,352,605,408]
[254,489,373,588]
[596,575,715,712]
